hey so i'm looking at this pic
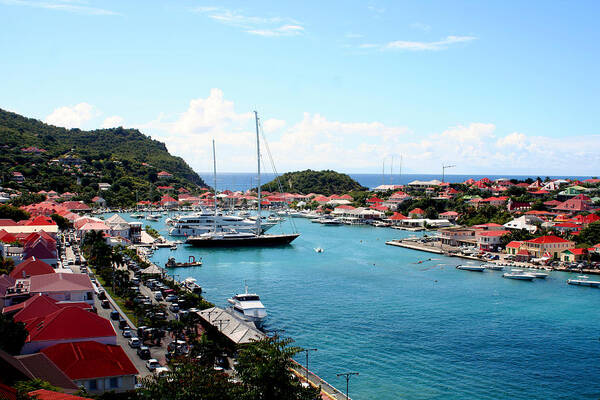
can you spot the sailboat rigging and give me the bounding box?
[184,111,300,247]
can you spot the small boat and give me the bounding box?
[483,264,504,271]
[526,271,549,279]
[317,217,343,225]
[227,283,267,327]
[182,277,202,294]
[166,256,203,268]
[170,245,177,250]
[130,212,144,219]
[456,264,486,272]
[502,270,535,281]
[567,275,600,287]
[146,214,161,221]
[314,247,324,253]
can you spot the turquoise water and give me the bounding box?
[132,214,600,399]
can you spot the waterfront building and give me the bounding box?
[561,248,588,262]
[476,230,510,251]
[438,227,477,247]
[503,215,543,233]
[41,341,138,393]
[523,235,574,259]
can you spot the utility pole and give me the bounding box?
[442,164,456,183]
[301,348,317,383]
[337,372,359,400]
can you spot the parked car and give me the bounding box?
[154,366,169,376]
[128,337,141,348]
[169,303,180,313]
[119,319,128,330]
[101,300,110,309]
[137,346,151,360]
[98,291,107,300]
[165,294,178,303]
[110,310,120,320]
[122,328,133,338]
[154,291,163,301]
[146,358,160,371]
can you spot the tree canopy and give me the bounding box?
[260,170,366,195]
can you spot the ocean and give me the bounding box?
[198,172,593,191]
[126,214,600,400]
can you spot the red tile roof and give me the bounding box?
[409,208,425,215]
[28,389,92,400]
[506,241,523,249]
[527,235,570,244]
[23,307,115,343]
[477,230,510,237]
[41,341,137,380]
[0,229,19,243]
[29,273,93,293]
[9,257,54,279]
[565,248,587,255]
[388,212,408,220]
[5,294,91,322]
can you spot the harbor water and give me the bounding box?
[135,215,600,399]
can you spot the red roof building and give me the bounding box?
[21,307,116,354]
[408,208,425,217]
[27,390,92,400]
[9,257,54,279]
[4,294,91,321]
[157,171,173,178]
[554,197,591,212]
[41,341,138,393]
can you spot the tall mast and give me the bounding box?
[390,156,394,186]
[212,139,217,233]
[382,160,385,187]
[254,111,261,235]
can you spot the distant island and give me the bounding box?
[0,108,206,206]
[260,169,367,195]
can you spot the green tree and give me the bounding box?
[14,379,62,400]
[236,336,320,400]
[0,205,30,221]
[50,213,72,230]
[0,313,28,355]
[139,363,238,400]
[576,222,600,246]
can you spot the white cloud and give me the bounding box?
[247,24,304,37]
[0,0,119,15]
[361,35,477,51]
[139,90,600,175]
[345,33,363,39]
[101,115,124,128]
[193,6,304,37]
[263,118,286,133]
[45,102,98,128]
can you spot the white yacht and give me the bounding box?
[168,210,275,236]
[567,275,600,287]
[502,270,535,281]
[526,270,549,279]
[456,264,486,272]
[483,264,504,271]
[227,284,267,327]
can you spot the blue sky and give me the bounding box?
[1,0,599,175]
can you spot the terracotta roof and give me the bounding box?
[23,306,115,343]
[29,273,93,293]
[41,341,137,380]
[9,257,54,279]
[506,241,523,249]
[27,389,92,400]
[0,219,18,226]
[477,230,510,237]
[527,235,571,244]
[388,212,408,220]
[564,248,587,255]
[517,249,530,256]
[14,353,78,391]
[5,294,91,322]
[409,208,425,214]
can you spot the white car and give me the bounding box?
[128,337,141,348]
[154,366,169,376]
[146,359,160,371]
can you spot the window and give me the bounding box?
[110,377,119,388]
[64,292,71,301]
[86,292,93,300]
[89,379,97,390]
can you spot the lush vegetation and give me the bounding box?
[0,205,30,221]
[575,222,600,246]
[0,108,206,206]
[0,313,28,355]
[260,169,366,195]
[139,336,320,400]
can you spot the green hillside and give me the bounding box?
[0,108,206,206]
[260,169,367,195]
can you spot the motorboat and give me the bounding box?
[317,217,343,225]
[526,270,549,279]
[227,284,267,327]
[182,277,202,294]
[130,212,144,219]
[483,264,504,271]
[165,256,202,268]
[314,247,324,253]
[146,214,161,221]
[567,275,600,287]
[502,270,535,281]
[456,264,486,272]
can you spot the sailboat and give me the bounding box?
[185,112,300,248]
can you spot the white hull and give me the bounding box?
[456,265,486,272]
[503,273,535,281]
[567,279,600,287]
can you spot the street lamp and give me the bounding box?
[336,372,359,400]
[301,348,317,383]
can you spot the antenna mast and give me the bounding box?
[254,111,262,235]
